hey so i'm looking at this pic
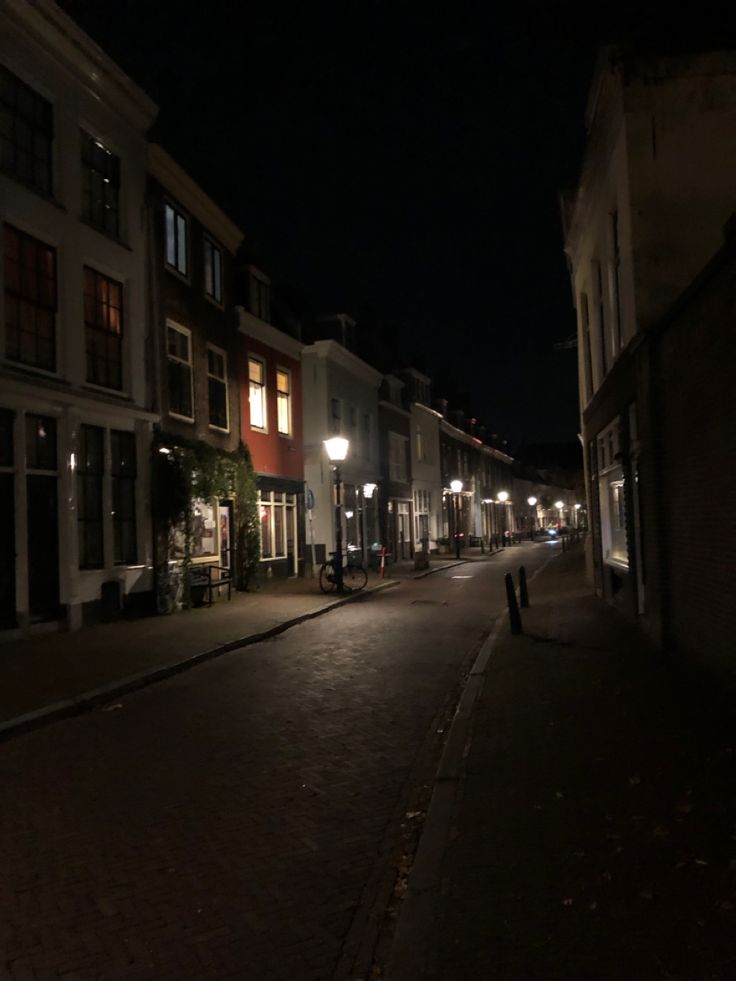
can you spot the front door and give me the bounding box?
[0,474,15,627]
[27,474,60,621]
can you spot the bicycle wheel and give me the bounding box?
[319,562,338,593]
[344,564,368,592]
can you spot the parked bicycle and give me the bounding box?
[318,551,368,594]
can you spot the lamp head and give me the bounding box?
[324,437,350,462]
[555,500,564,509]
[527,496,537,506]
[450,479,463,494]
[497,490,509,502]
[363,482,377,499]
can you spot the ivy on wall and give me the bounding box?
[151,435,261,604]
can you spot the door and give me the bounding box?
[27,475,60,621]
[286,494,297,575]
[0,474,15,627]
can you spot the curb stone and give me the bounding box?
[0,578,401,742]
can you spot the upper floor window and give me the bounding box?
[3,223,56,372]
[165,202,187,276]
[276,368,291,435]
[251,274,270,322]
[0,66,53,195]
[249,357,266,430]
[167,323,193,419]
[84,267,123,390]
[81,132,120,237]
[389,432,407,482]
[77,424,104,569]
[204,238,223,304]
[331,398,342,434]
[207,345,228,430]
[416,426,424,462]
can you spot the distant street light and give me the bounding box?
[324,437,350,592]
[555,499,564,530]
[450,479,463,559]
[527,495,537,537]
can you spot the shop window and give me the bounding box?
[3,224,56,371]
[259,490,295,560]
[77,424,104,569]
[84,266,123,390]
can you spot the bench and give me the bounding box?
[189,564,232,607]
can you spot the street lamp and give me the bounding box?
[527,495,537,538]
[324,437,350,592]
[554,499,564,530]
[497,490,509,544]
[450,479,463,559]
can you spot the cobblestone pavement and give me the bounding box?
[0,545,550,981]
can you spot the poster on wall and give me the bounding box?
[172,499,219,560]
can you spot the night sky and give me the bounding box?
[56,1,731,450]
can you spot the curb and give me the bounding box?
[0,578,401,742]
[384,612,506,981]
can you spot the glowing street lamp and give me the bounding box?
[450,479,463,559]
[324,437,350,592]
[527,495,538,537]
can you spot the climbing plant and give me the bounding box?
[151,435,261,605]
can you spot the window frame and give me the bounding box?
[203,236,224,305]
[3,223,57,374]
[248,355,267,432]
[0,65,54,196]
[166,322,194,422]
[83,265,124,392]
[206,343,229,432]
[276,366,291,436]
[80,131,121,239]
[110,429,137,566]
[164,201,189,279]
[77,423,105,570]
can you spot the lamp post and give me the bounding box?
[362,482,376,567]
[450,479,463,558]
[527,495,537,539]
[497,490,509,543]
[574,502,581,528]
[324,437,350,593]
[554,499,564,531]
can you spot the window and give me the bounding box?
[0,65,53,195]
[77,424,104,569]
[111,430,137,565]
[167,324,193,419]
[84,267,123,390]
[207,345,228,430]
[259,490,296,560]
[248,357,266,430]
[580,291,593,401]
[276,368,291,435]
[204,238,223,303]
[26,415,56,471]
[81,132,120,237]
[389,432,407,482]
[609,210,623,355]
[164,202,187,276]
[3,224,56,371]
[416,426,424,462]
[251,274,270,321]
[597,419,628,568]
[331,398,342,434]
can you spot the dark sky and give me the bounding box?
[56,1,730,449]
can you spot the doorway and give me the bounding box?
[27,474,60,621]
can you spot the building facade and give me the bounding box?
[301,333,382,569]
[378,375,413,560]
[1,0,157,633]
[562,47,736,649]
[398,369,443,553]
[147,144,244,577]
[238,265,305,579]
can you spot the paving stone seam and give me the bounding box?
[0,579,401,743]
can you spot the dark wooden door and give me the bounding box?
[27,475,60,620]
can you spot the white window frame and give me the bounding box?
[276,366,291,436]
[204,236,223,305]
[164,201,188,279]
[166,322,194,422]
[259,490,298,562]
[248,355,267,431]
[206,343,229,432]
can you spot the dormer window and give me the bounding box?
[164,202,188,277]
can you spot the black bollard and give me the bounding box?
[480,537,485,554]
[504,572,523,634]
[519,565,529,608]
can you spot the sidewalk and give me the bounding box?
[0,550,489,737]
[387,546,736,981]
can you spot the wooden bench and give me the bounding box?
[190,564,232,607]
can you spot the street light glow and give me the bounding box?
[555,500,564,509]
[363,482,376,499]
[497,490,509,502]
[527,496,537,506]
[450,479,463,494]
[324,437,349,461]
